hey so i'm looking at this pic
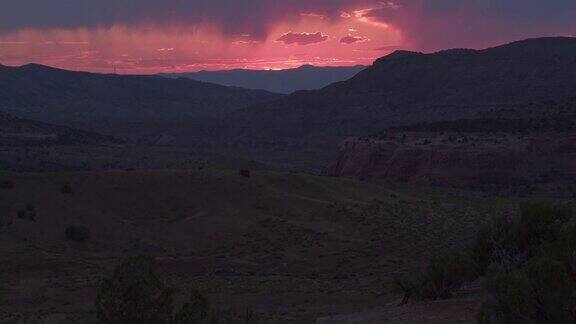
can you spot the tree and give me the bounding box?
[173,289,211,324]
[524,257,576,323]
[95,256,175,324]
[420,252,477,300]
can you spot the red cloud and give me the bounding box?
[340,36,369,44]
[276,32,328,45]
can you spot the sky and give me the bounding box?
[0,0,575,74]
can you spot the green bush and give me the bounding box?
[95,256,252,324]
[61,184,73,194]
[173,289,210,323]
[95,256,176,324]
[482,269,535,324]
[476,202,576,323]
[65,226,91,242]
[517,202,571,256]
[473,226,496,275]
[17,204,36,221]
[394,251,477,303]
[419,252,478,300]
[392,272,426,305]
[472,202,572,276]
[524,257,576,323]
[0,180,14,189]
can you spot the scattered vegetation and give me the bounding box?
[65,226,91,242]
[394,200,576,323]
[61,183,73,194]
[475,202,576,323]
[387,117,575,134]
[393,251,478,304]
[96,256,256,324]
[17,204,36,221]
[0,180,14,190]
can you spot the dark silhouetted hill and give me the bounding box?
[160,65,366,94]
[225,37,576,141]
[0,64,280,121]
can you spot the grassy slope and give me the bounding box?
[0,169,504,322]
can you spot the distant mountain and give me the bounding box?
[223,37,576,141]
[0,111,121,146]
[160,65,366,94]
[0,64,280,122]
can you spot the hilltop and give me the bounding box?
[0,63,280,121]
[161,65,366,94]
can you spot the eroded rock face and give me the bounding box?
[329,132,576,188]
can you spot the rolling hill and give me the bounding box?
[0,63,280,121]
[0,169,496,322]
[0,111,121,146]
[223,37,576,141]
[161,64,366,94]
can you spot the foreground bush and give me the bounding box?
[393,251,477,303]
[0,180,14,189]
[420,252,478,300]
[61,183,73,194]
[96,256,256,324]
[17,204,36,221]
[65,226,91,242]
[476,202,576,323]
[96,256,175,324]
[472,202,572,275]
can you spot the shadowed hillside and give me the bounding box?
[0,169,497,322]
[222,37,576,141]
[0,64,280,121]
[0,111,121,146]
[161,65,366,94]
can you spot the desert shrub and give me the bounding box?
[61,184,73,194]
[477,202,576,323]
[173,289,210,323]
[524,257,576,323]
[472,202,572,276]
[95,255,176,324]
[394,251,477,303]
[392,272,427,305]
[481,269,536,324]
[95,256,250,324]
[65,226,91,242]
[516,202,571,256]
[419,252,478,300]
[473,226,496,275]
[17,204,36,221]
[0,180,14,190]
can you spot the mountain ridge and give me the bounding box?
[160,64,366,94]
[0,63,281,122]
[222,37,576,142]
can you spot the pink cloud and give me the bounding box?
[276,32,329,46]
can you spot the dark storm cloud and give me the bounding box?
[0,0,574,49]
[340,36,368,44]
[277,32,328,45]
[0,0,372,38]
[362,0,576,49]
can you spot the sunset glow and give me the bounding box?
[0,5,402,73]
[1,0,575,73]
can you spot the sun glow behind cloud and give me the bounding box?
[2,0,573,73]
[0,6,403,73]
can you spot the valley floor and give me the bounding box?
[0,169,510,322]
